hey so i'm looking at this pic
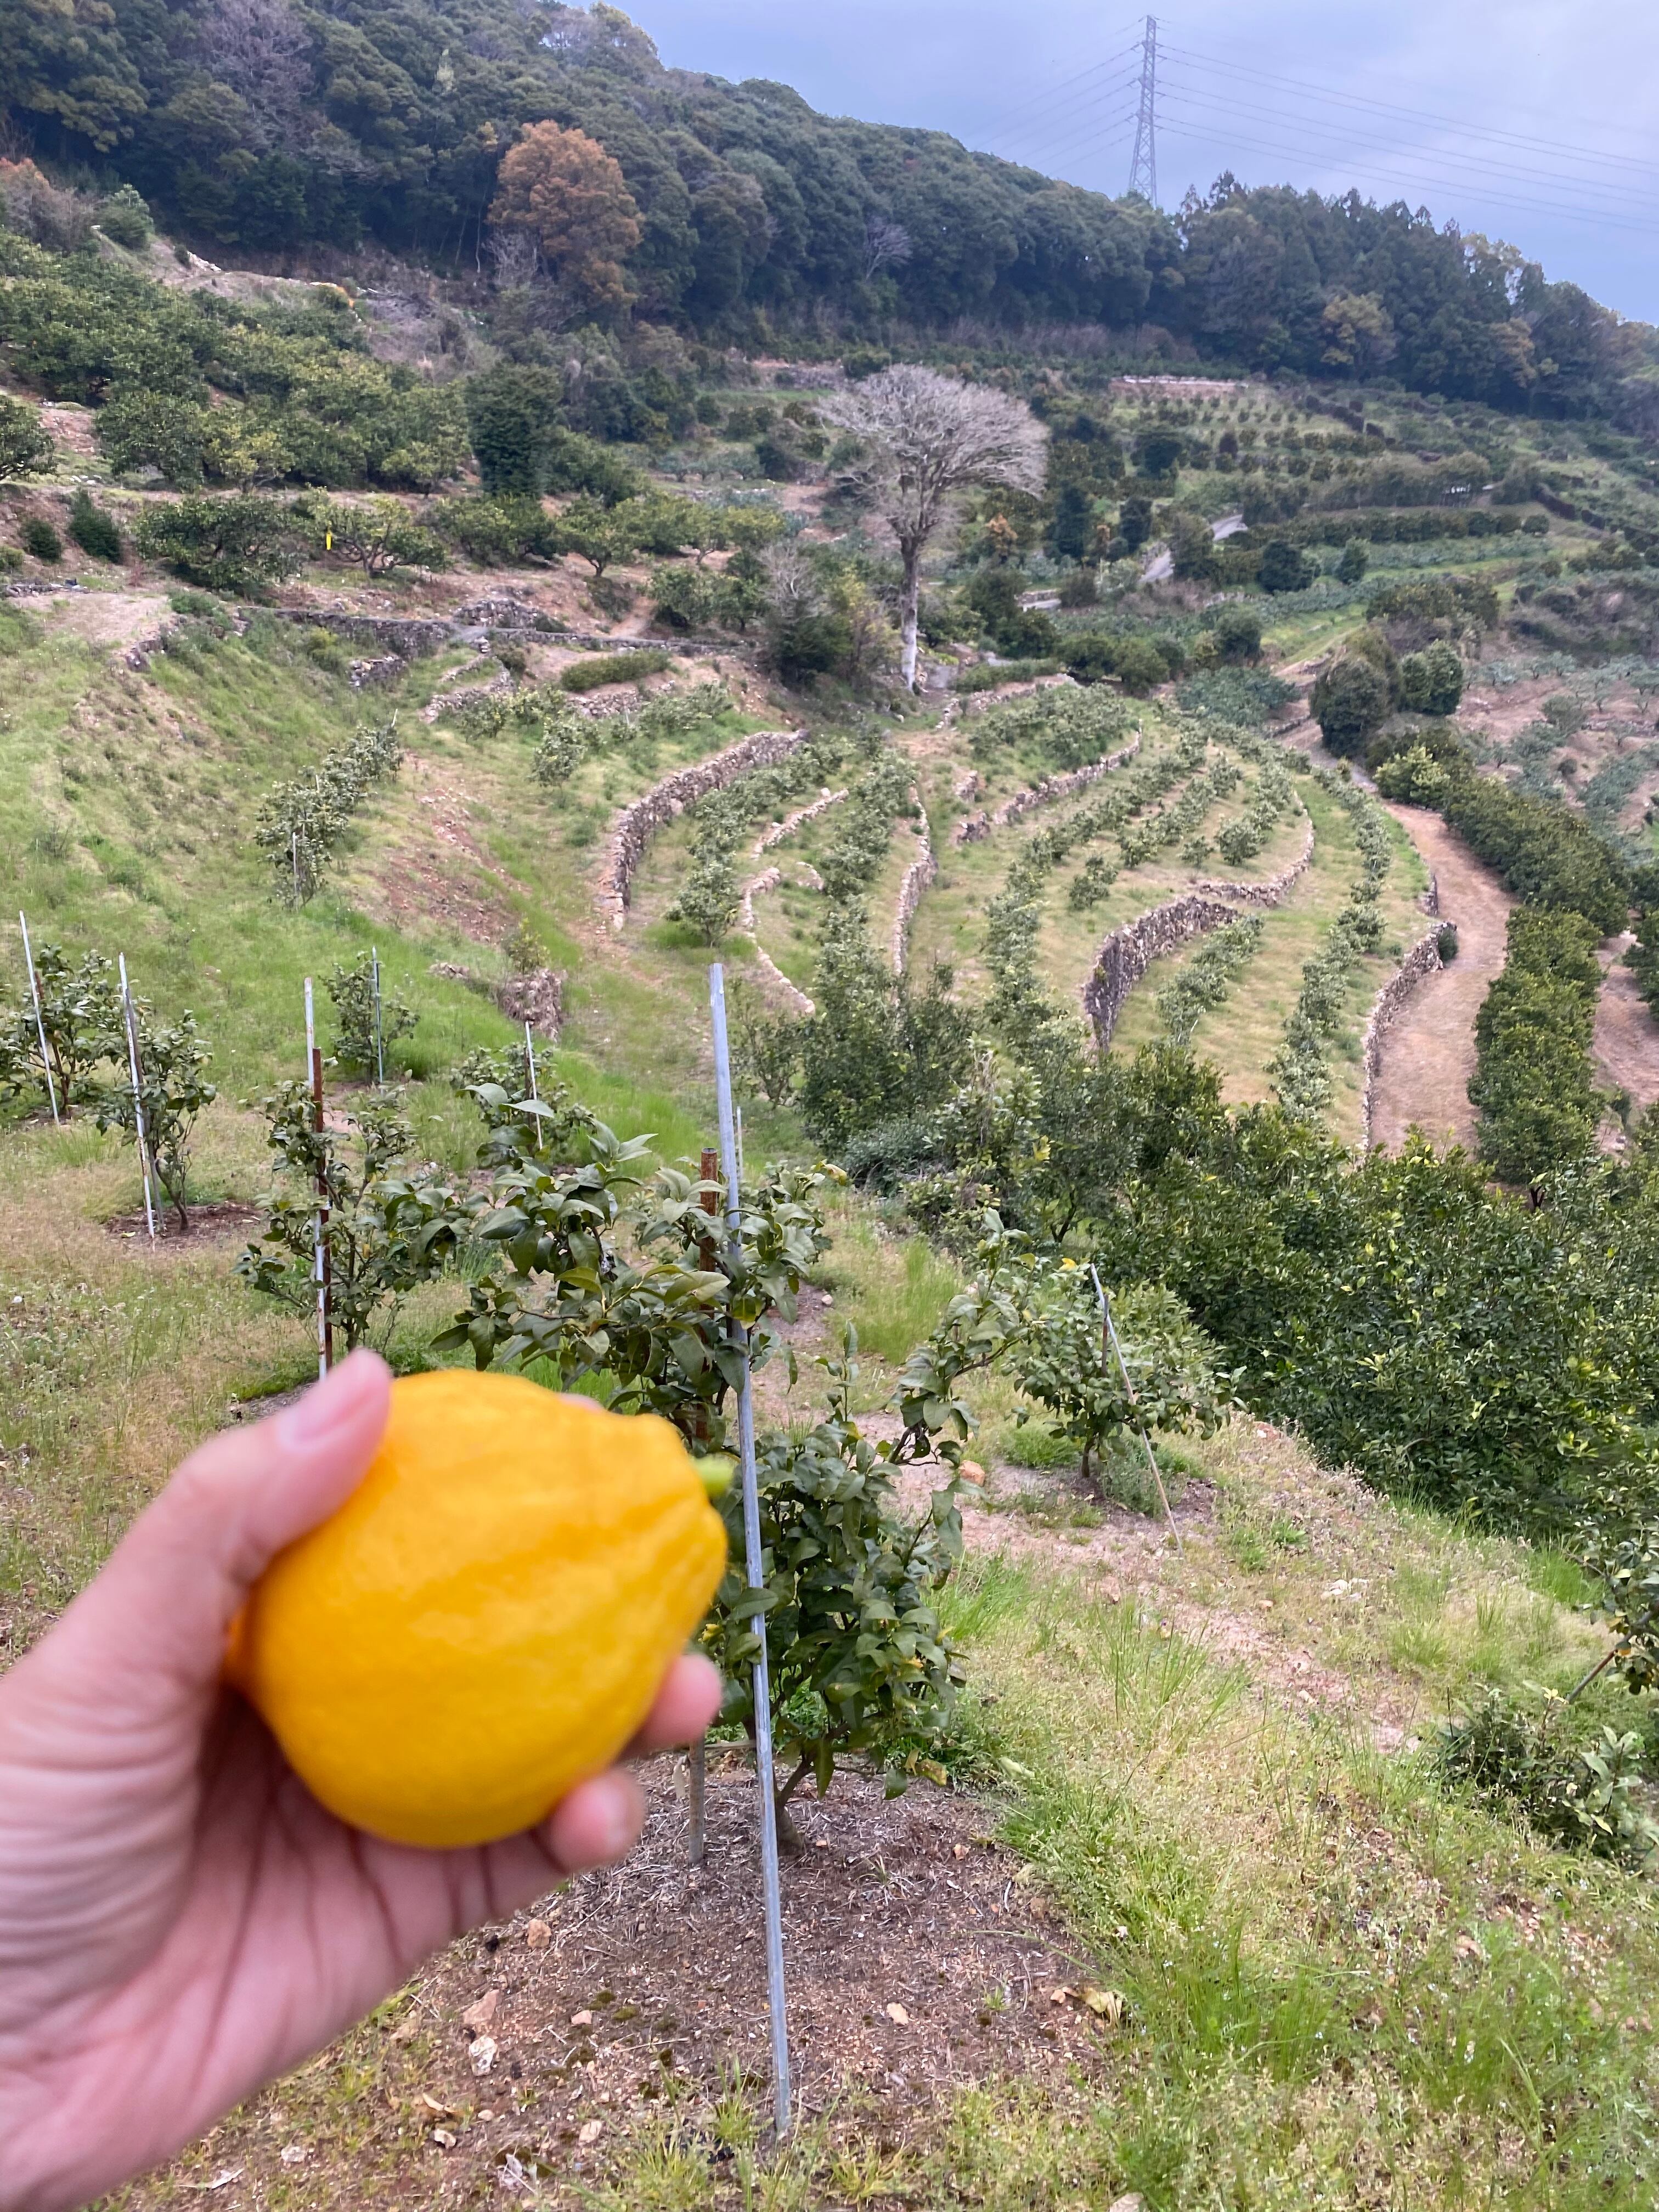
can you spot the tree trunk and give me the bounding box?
[899,543,922,691]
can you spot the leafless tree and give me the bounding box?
[193,0,314,152]
[861,215,912,282]
[486,227,541,289]
[821,367,1047,689]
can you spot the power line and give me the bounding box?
[981,56,1144,161]
[1160,38,1659,184]
[1127,15,1159,202]
[977,33,1145,155]
[1153,117,1659,238]
[1156,75,1659,222]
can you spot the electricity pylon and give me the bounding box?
[1127,15,1158,204]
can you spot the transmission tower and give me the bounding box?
[1127,15,1158,204]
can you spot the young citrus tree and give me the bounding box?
[236,1087,460,1351]
[96,1008,216,1229]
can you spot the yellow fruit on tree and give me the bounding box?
[226,1371,727,1848]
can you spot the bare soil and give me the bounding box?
[101,1198,262,1245]
[1593,935,1659,1122]
[1368,805,1514,1154]
[133,1767,1099,2208]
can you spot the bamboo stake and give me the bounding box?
[1091,1265,1183,1558]
[304,979,334,1378]
[709,965,791,2138]
[18,912,58,1126]
[117,956,156,1244]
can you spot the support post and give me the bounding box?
[708,965,791,2138]
[687,1143,721,1870]
[1091,1265,1183,1557]
[524,1022,543,1153]
[117,956,156,1244]
[371,945,385,1088]
[304,978,334,1378]
[18,913,59,1126]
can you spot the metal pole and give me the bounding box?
[687,1144,721,1870]
[18,913,59,1126]
[1091,1265,1182,1558]
[117,956,156,1244]
[735,1104,744,1183]
[709,964,791,2137]
[305,978,334,1378]
[291,831,301,906]
[524,1021,543,1153]
[372,945,385,1088]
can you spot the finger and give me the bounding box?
[6,1353,392,1734]
[626,1652,723,1757]
[543,1770,646,1876]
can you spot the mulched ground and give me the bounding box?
[101,1199,263,1245]
[145,1764,1110,2206]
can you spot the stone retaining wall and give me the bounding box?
[1083,896,1248,1048]
[1082,819,1318,1049]
[267,605,746,664]
[753,787,847,857]
[596,727,808,929]
[1188,814,1316,906]
[1359,926,1445,1149]
[736,865,815,1016]
[954,737,1140,848]
[891,793,937,975]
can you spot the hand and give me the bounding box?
[0,1351,720,2212]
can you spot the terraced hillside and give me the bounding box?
[10,196,1659,2212]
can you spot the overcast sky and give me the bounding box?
[630,1,1659,324]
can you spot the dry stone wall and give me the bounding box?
[596,727,808,929]
[954,738,1141,848]
[1083,896,1247,1048]
[1359,926,1446,1149]
[891,794,938,975]
[1082,817,1319,1049]
[737,865,815,1017]
[1188,814,1316,906]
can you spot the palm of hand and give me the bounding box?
[0,1355,714,2212]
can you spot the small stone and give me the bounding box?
[569,2010,594,2028]
[471,2035,498,2075]
[524,1919,551,1951]
[884,2001,910,2025]
[279,2145,309,2167]
[462,1990,500,2035]
[578,2119,604,2147]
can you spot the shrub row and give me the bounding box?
[1469,906,1606,1187]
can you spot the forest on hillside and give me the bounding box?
[3,0,1658,426]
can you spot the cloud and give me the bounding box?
[636,0,1659,319]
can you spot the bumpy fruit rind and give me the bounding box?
[227,1372,727,1847]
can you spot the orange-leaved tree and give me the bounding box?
[488,122,642,313]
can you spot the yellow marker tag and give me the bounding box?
[325,531,332,551]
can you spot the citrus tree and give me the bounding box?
[96,1007,216,1229]
[236,1087,460,1352]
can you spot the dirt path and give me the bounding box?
[1594,935,1659,1121]
[1368,805,1513,1154]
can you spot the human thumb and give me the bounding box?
[2,1352,392,1745]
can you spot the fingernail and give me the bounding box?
[273,1352,382,1449]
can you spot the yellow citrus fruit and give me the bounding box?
[227,1371,727,1848]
